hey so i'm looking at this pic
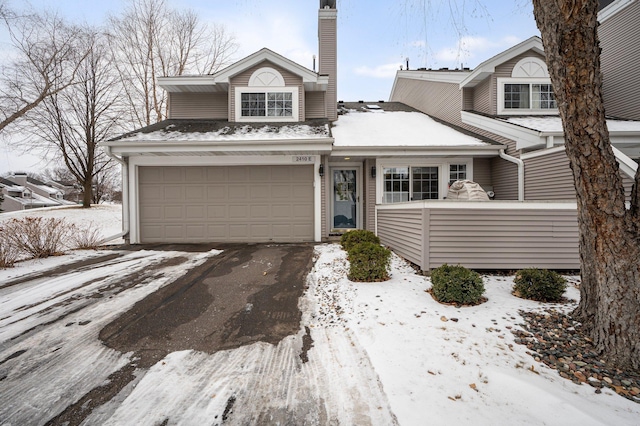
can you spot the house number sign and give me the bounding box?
[292,155,316,163]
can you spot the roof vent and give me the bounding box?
[358,100,364,103]
[378,100,385,103]
[439,67,449,71]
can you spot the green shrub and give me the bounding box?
[430,264,485,305]
[347,242,391,282]
[340,229,380,253]
[513,268,567,302]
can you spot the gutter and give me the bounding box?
[101,146,130,244]
[499,149,524,201]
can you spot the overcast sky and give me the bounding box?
[0,0,539,174]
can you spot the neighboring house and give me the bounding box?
[0,174,76,213]
[104,0,638,271]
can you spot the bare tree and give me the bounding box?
[22,28,122,208]
[0,6,86,133]
[108,0,238,129]
[532,0,640,371]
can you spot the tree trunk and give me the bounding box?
[532,0,640,370]
[82,178,92,208]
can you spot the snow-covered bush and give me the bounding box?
[430,264,485,305]
[513,268,567,302]
[347,242,391,282]
[340,229,380,253]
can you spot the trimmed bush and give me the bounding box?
[340,229,380,253]
[347,242,391,282]
[513,268,567,302]
[430,264,485,305]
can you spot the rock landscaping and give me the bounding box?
[513,308,640,403]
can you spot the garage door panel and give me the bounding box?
[185,186,204,200]
[164,186,183,200]
[164,206,183,220]
[163,168,183,182]
[139,165,313,243]
[207,205,227,219]
[185,167,205,181]
[207,185,227,199]
[186,205,205,219]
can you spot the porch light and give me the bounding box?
[371,166,376,178]
[319,163,325,177]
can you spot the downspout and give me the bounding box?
[101,146,130,244]
[499,148,524,201]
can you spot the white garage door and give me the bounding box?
[138,165,314,243]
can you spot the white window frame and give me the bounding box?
[497,77,558,115]
[376,158,473,203]
[235,87,298,122]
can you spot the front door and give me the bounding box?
[332,168,358,229]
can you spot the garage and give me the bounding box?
[138,165,314,243]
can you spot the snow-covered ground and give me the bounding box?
[1,206,639,425]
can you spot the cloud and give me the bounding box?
[433,35,523,66]
[354,63,401,79]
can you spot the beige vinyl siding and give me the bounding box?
[462,87,474,110]
[472,158,492,190]
[305,91,326,119]
[524,150,576,200]
[390,79,463,126]
[376,208,423,266]
[229,60,304,122]
[599,1,640,120]
[426,208,579,270]
[364,158,376,231]
[168,93,228,119]
[377,204,580,270]
[318,13,337,121]
[472,77,493,115]
[490,158,518,200]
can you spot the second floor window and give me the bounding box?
[503,83,556,110]
[241,92,293,117]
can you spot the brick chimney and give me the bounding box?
[319,0,337,121]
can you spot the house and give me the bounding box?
[104,0,505,246]
[104,0,638,271]
[0,177,60,212]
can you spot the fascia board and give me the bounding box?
[331,145,502,157]
[105,138,335,155]
[460,37,545,88]
[461,111,543,149]
[599,0,634,22]
[215,48,319,84]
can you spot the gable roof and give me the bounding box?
[158,48,329,93]
[459,36,545,88]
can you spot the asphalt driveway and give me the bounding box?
[0,243,396,425]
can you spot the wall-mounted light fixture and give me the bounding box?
[371,166,376,178]
[319,163,325,177]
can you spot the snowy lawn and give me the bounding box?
[2,203,640,425]
[308,244,640,426]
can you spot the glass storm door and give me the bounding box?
[332,169,357,229]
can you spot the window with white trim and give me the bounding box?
[449,164,467,185]
[235,66,298,122]
[497,57,557,115]
[240,92,293,117]
[383,166,439,203]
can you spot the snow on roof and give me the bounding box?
[118,123,331,142]
[503,116,640,133]
[332,110,488,147]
